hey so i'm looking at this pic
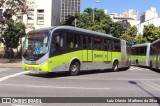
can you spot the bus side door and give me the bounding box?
[104,39,112,62]
[82,36,93,62]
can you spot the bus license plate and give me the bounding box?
[29,67,34,70]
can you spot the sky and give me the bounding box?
[81,0,160,17]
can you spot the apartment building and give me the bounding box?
[137,7,160,34]
[24,0,81,31]
[106,9,140,26]
[61,0,80,22]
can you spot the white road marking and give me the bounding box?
[0,83,111,90]
[0,71,31,82]
[141,81,160,92]
[147,81,160,89]
[0,68,11,72]
[12,104,35,106]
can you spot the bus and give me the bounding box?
[149,39,160,69]
[131,43,151,67]
[22,26,131,75]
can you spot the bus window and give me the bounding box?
[66,32,81,49]
[66,32,74,48]
[113,41,121,52]
[83,36,87,49]
[88,37,92,49]
[94,37,102,50]
[74,34,81,48]
[104,39,111,51]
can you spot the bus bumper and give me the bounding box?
[22,62,51,72]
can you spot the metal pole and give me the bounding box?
[93,2,95,22]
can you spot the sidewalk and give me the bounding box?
[0,59,22,68]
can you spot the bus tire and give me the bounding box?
[150,60,153,69]
[136,60,139,67]
[69,61,80,76]
[112,61,118,72]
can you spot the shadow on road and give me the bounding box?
[26,68,129,79]
[129,81,160,105]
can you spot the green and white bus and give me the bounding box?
[131,43,151,67]
[22,26,131,75]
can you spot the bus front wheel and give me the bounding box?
[69,61,80,76]
[150,60,153,69]
[112,61,118,72]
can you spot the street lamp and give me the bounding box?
[93,0,100,22]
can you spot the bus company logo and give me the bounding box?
[2,98,11,103]
[94,54,103,58]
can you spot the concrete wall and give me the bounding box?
[51,0,61,26]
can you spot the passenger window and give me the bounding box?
[104,39,111,51]
[83,36,88,49]
[94,37,102,50]
[66,32,81,49]
[113,41,121,52]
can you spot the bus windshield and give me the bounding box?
[23,30,51,61]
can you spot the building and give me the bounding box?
[106,9,140,26]
[137,7,160,34]
[24,0,81,31]
[140,7,158,23]
[24,0,61,31]
[122,9,138,20]
[61,0,81,22]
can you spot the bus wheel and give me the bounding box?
[150,61,153,69]
[69,61,80,76]
[112,61,118,72]
[136,60,139,66]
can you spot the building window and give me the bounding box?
[37,9,44,25]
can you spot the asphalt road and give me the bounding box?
[0,66,160,106]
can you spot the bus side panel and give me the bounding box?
[93,50,105,62]
[82,50,88,61]
[88,50,93,61]
[104,51,108,62]
[112,52,121,63]
[49,51,83,72]
[108,51,112,62]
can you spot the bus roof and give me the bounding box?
[132,43,151,47]
[28,26,120,40]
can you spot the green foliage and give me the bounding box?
[84,8,93,15]
[1,19,26,48]
[135,33,146,44]
[0,1,27,60]
[62,8,160,45]
[143,24,160,43]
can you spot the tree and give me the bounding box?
[1,19,26,61]
[84,8,93,15]
[143,24,160,43]
[0,0,27,25]
[62,8,135,41]
[120,26,138,44]
[0,0,27,60]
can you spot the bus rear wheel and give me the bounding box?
[112,61,118,72]
[136,60,139,66]
[69,61,80,76]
